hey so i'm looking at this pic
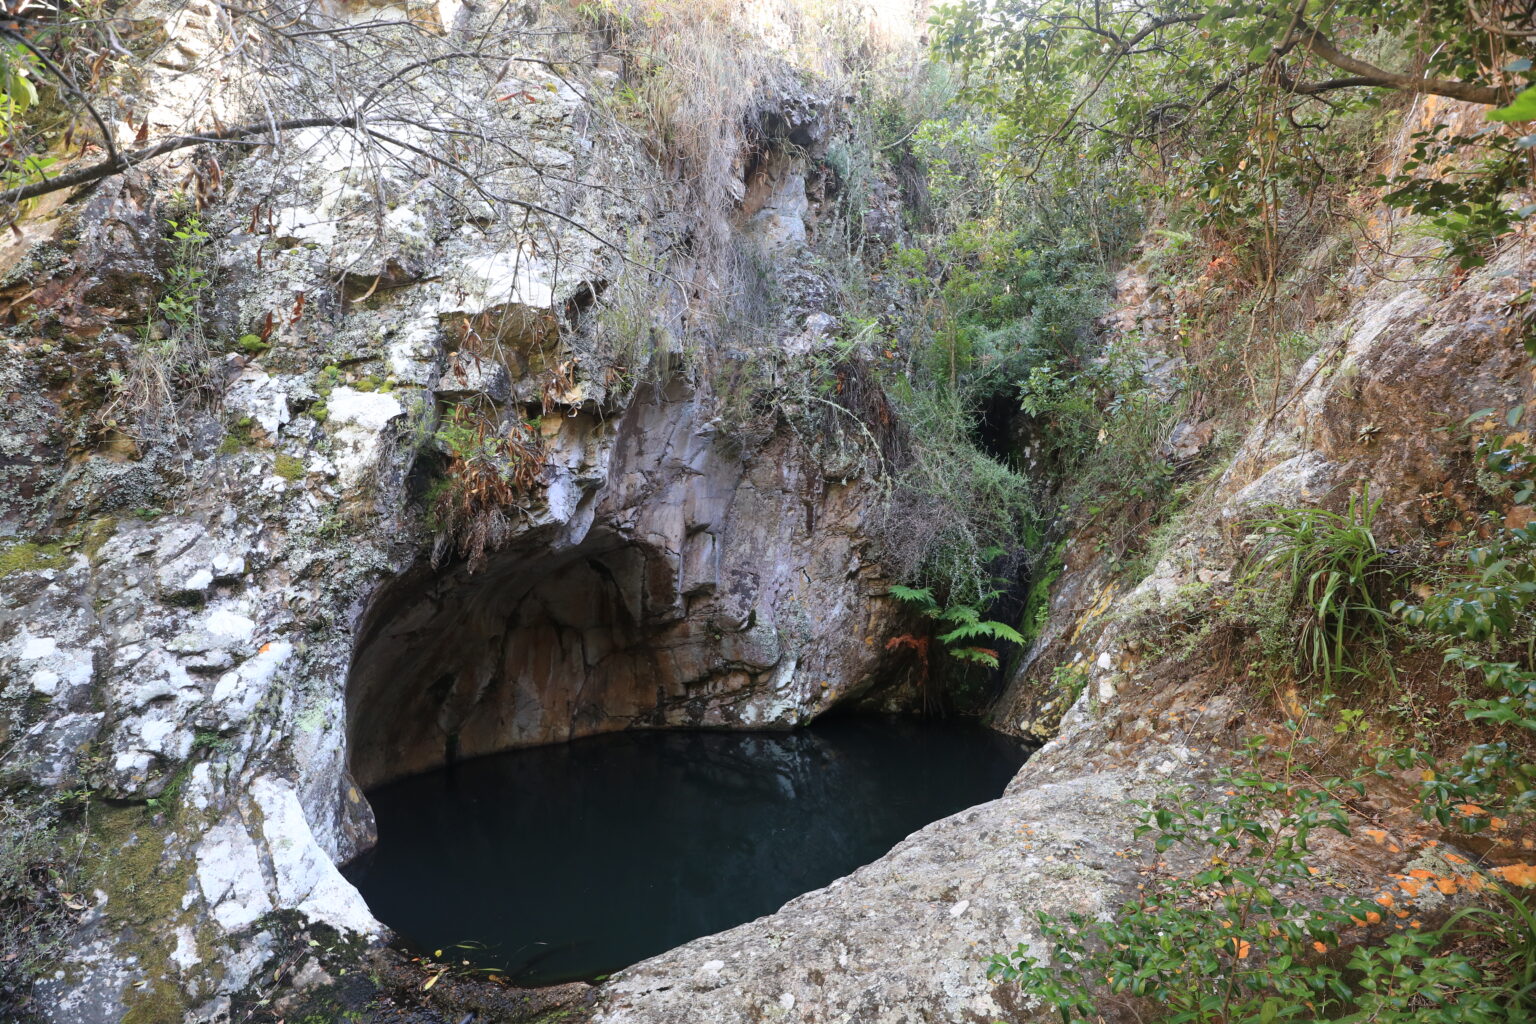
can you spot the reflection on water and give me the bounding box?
[343,716,1029,986]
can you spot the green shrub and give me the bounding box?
[989,722,1514,1024]
[881,382,1040,607]
[1015,347,1182,557]
[1391,412,1536,832]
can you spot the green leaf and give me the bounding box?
[1488,85,1536,123]
[937,619,1027,645]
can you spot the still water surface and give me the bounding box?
[344,716,1029,985]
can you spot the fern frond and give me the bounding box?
[939,603,982,625]
[950,646,1001,668]
[938,619,1027,646]
[890,585,939,610]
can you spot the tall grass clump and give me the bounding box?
[1240,488,1403,692]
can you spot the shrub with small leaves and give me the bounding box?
[990,725,1506,1023]
[1392,409,1536,831]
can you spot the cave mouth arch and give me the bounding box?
[343,387,925,798]
[346,528,681,790]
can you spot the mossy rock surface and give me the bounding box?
[0,541,69,577]
[275,454,306,481]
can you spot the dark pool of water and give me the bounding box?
[343,716,1029,986]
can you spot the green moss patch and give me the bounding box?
[274,454,306,481]
[82,804,199,1024]
[0,541,70,577]
[81,518,118,563]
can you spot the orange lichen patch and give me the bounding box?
[1312,941,1328,953]
[1444,853,1470,866]
[1376,893,1395,908]
[1364,828,1389,844]
[1410,920,1422,929]
[1232,939,1251,959]
[1365,910,1382,924]
[1398,879,1424,897]
[1491,817,1508,830]
[1407,869,1436,880]
[1434,877,1459,895]
[1456,803,1488,817]
[1490,863,1536,887]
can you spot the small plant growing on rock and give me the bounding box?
[273,453,305,481]
[1239,488,1403,693]
[100,207,218,443]
[427,405,546,571]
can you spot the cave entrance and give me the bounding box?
[341,715,1029,985]
[339,397,1030,984]
[346,529,673,790]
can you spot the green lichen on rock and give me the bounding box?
[0,540,69,577]
[274,454,305,481]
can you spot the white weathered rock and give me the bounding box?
[196,820,274,933]
[325,388,405,489]
[251,777,380,936]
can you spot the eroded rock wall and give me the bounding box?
[349,384,900,787]
[0,2,911,1019]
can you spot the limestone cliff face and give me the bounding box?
[997,99,1536,746]
[0,3,910,1019]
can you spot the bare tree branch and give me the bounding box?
[0,25,119,168]
[1287,22,1503,105]
[0,114,357,205]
